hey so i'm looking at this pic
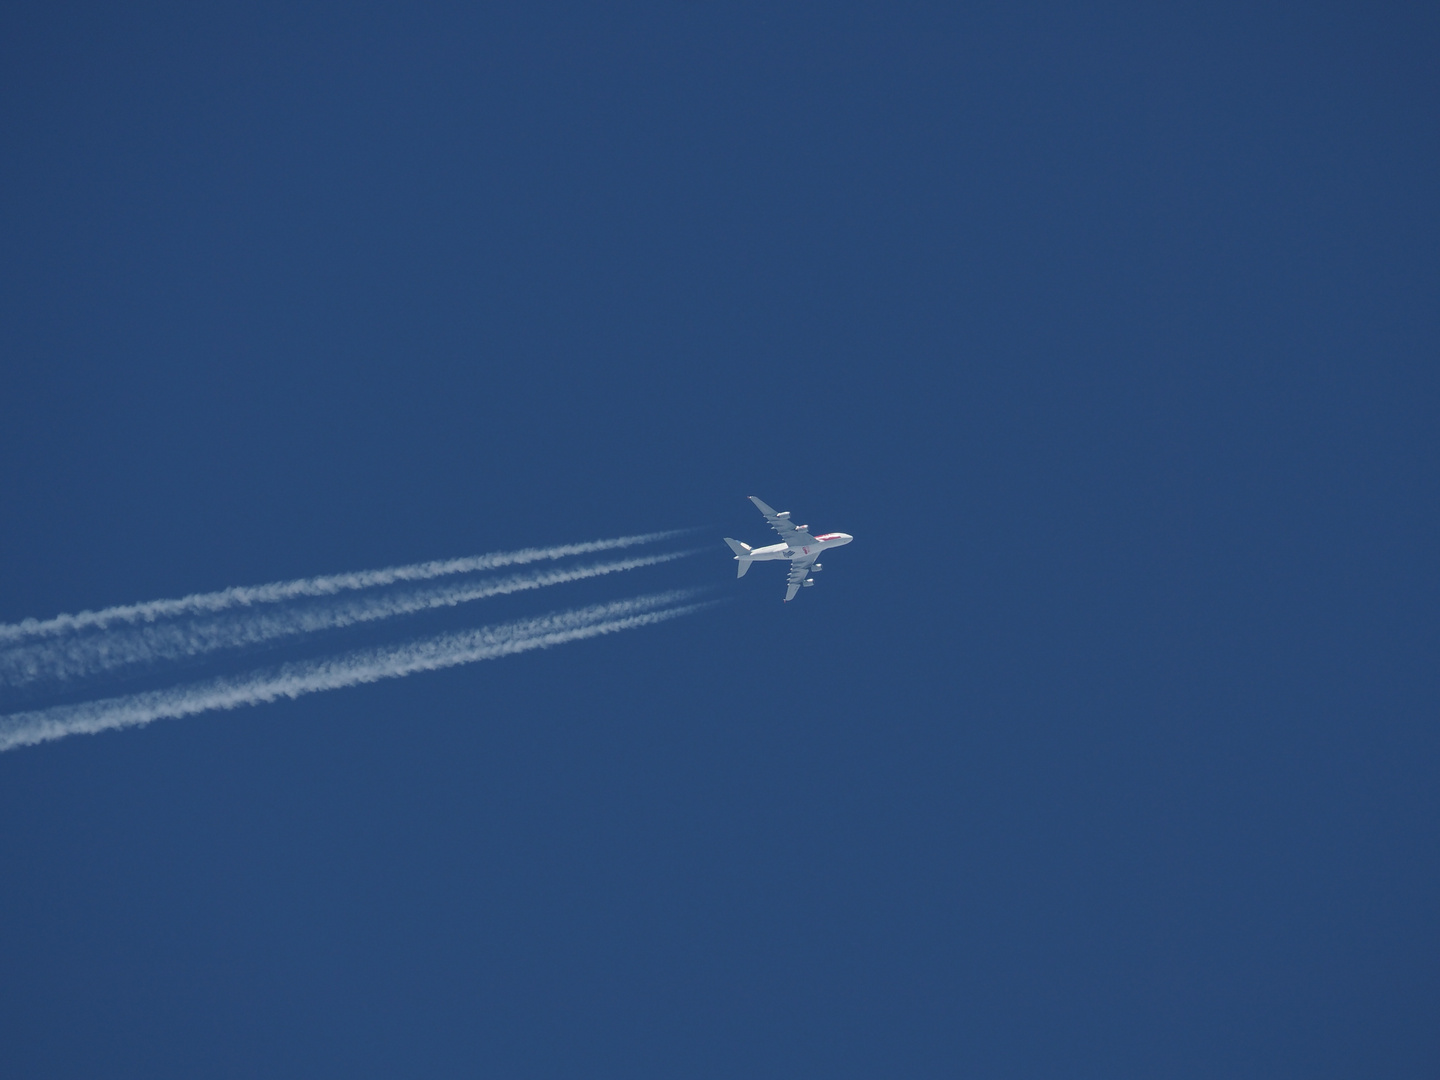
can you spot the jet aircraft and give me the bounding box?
[724,496,853,601]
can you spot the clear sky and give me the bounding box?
[1,3,1436,1077]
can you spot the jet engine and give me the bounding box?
[811,563,822,571]
[802,578,815,587]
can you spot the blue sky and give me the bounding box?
[1,3,1437,1077]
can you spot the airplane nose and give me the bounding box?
[840,533,854,544]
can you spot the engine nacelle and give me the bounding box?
[811,563,823,572]
[802,578,815,587]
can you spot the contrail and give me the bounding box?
[0,530,692,643]
[0,549,704,689]
[0,591,717,753]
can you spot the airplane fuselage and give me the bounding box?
[745,534,852,562]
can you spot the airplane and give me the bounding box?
[724,496,854,601]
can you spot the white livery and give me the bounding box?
[724,496,854,602]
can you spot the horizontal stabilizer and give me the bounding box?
[723,537,753,578]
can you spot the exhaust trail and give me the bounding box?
[0,549,704,689]
[0,591,717,753]
[0,530,693,643]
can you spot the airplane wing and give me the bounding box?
[749,496,817,547]
[784,552,819,602]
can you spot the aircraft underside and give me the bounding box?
[723,497,853,601]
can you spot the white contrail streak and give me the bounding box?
[0,549,703,688]
[0,530,692,643]
[0,592,716,753]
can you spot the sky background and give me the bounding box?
[1,2,1437,1077]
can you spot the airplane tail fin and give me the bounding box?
[723,538,753,578]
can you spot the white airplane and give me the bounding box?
[724,496,854,601]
